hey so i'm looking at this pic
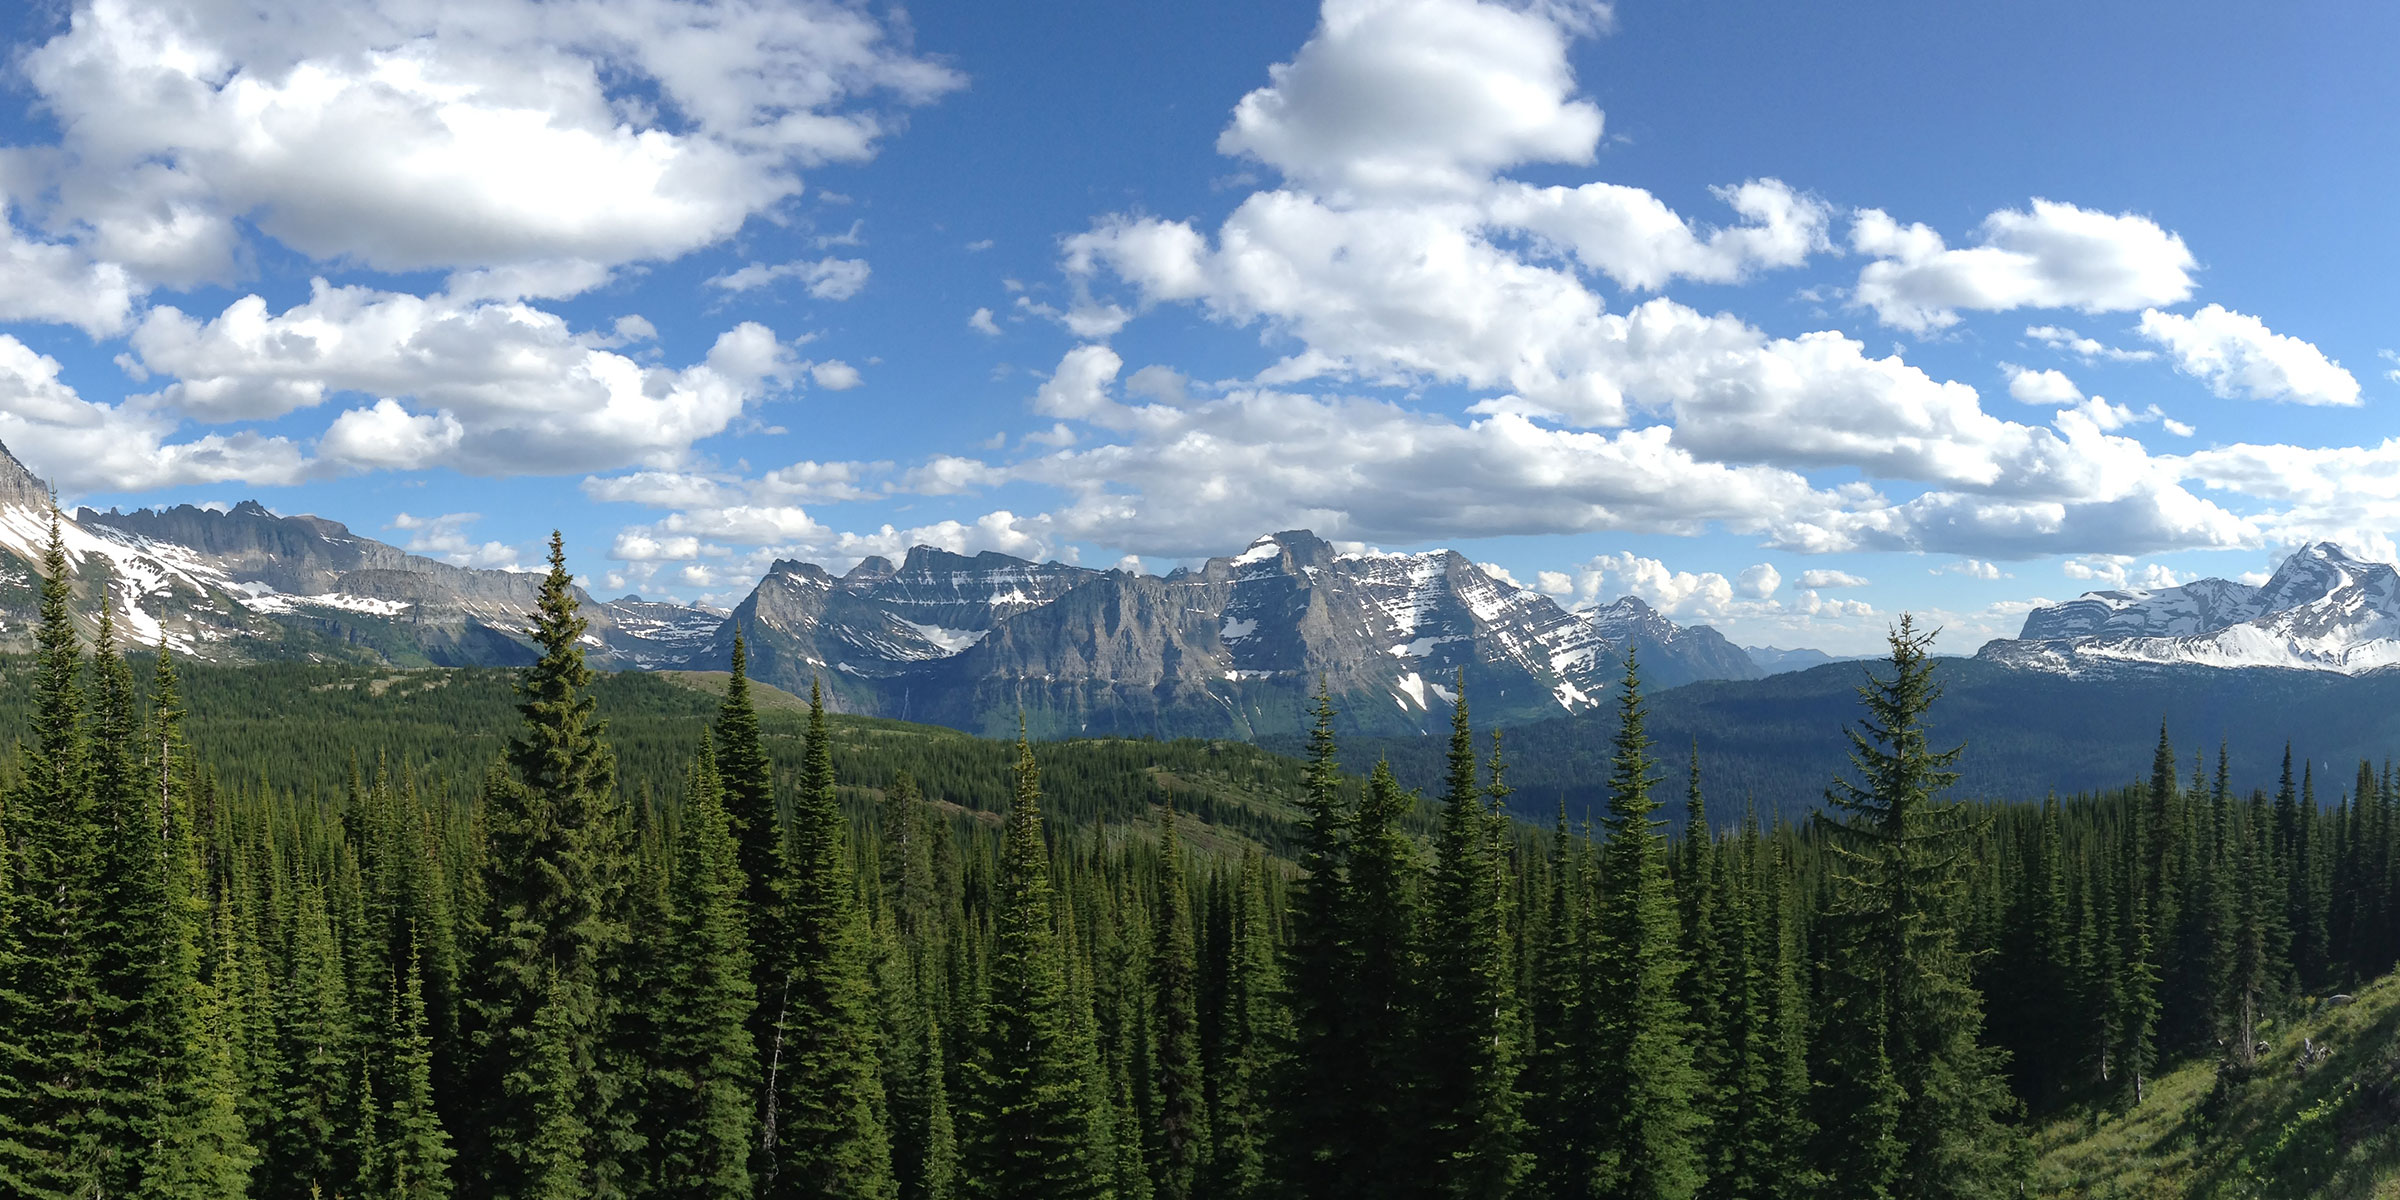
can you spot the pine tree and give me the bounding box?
[1419,682,1525,1200]
[765,680,897,1198]
[1272,685,1355,1199]
[651,748,758,1200]
[1588,654,1706,1200]
[1208,849,1282,1200]
[0,511,95,1200]
[715,632,790,1070]
[961,729,1115,1200]
[1524,799,1600,1200]
[1149,804,1206,1200]
[385,947,457,1200]
[1811,617,2019,1200]
[466,532,633,1198]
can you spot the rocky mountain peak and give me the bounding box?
[0,440,54,511]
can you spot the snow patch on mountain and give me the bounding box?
[1982,543,2400,676]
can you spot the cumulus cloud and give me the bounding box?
[1932,559,2008,580]
[0,201,138,335]
[1217,0,1606,198]
[2003,364,2083,406]
[13,0,962,292]
[1797,569,1868,588]
[1486,177,1832,291]
[1735,562,1781,599]
[125,281,799,474]
[968,306,1002,335]
[1851,200,2196,333]
[0,335,307,494]
[2137,304,2361,406]
[2062,555,2185,591]
[388,511,523,569]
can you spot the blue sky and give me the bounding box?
[0,0,2394,654]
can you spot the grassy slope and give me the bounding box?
[2035,970,2400,1198]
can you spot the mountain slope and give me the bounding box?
[0,471,720,669]
[707,529,1763,738]
[1323,655,2400,825]
[2033,968,2400,1198]
[1982,543,2400,675]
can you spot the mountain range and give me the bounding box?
[21,431,2400,749]
[0,444,1765,737]
[1977,541,2400,675]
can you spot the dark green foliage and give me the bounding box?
[764,681,896,1198]
[3,569,2399,1200]
[961,731,1114,1200]
[647,748,757,1199]
[1811,618,2019,1200]
[467,532,634,1198]
[1419,682,1526,1199]
[1589,655,1706,1200]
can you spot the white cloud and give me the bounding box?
[1735,562,1780,599]
[1486,177,1832,291]
[2003,364,2083,406]
[1851,200,2196,333]
[2026,324,2157,363]
[2137,304,2361,406]
[387,511,522,569]
[1217,0,1607,199]
[709,256,872,300]
[1797,568,1869,588]
[968,306,1002,335]
[808,360,863,390]
[0,335,308,495]
[2062,555,2185,591]
[15,0,961,293]
[1552,551,1739,618]
[1932,559,2007,580]
[0,200,138,335]
[126,281,798,474]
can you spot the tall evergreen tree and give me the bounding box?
[715,631,790,1069]
[1811,617,2019,1200]
[384,947,457,1200]
[1272,685,1355,1199]
[1149,803,1206,1200]
[764,680,896,1198]
[0,512,95,1200]
[1419,682,1526,1200]
[466,532,633,1199]
[962,728,1115,1200]
[1588,655,1706,1200]
[650,748,758,1200]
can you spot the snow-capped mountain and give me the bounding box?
[0,443,721,668]
[1979,542,2400,675]
[712,530,1762,738]
[0,438,1760,738]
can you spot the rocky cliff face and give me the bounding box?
[710,529,1763,738]
[1980,543,2400,675]
[0,451,720,668]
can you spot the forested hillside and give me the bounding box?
[3,519,2398,1199]
[1331,655,2400,825]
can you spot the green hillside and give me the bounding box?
[2036,970,2400,1198]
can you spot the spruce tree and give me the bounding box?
[1811,617,2019,1200]
[1208,849,1282,1200]
[1588,654,1706,1200]
[962,729,1114,1200]
[765,680,897,1199]
[1149,804,1206,1200]
[651,748,758,1200]
[385,947,457,1200]
[1524,799,1599,1200]
[467,532,632,1199]
[715,632,790,1069]
[1419,682,1526,1200]
[1272,686,1355,1199]
[0,511,94,1200]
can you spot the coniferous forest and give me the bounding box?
[5,518,2400,1200]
